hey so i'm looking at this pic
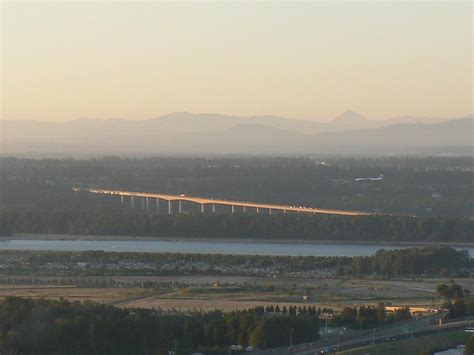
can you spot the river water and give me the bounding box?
[0,239,472,257]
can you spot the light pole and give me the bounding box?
[325,318,328,339]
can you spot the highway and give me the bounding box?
[74,188,372,216]
[257,313,473,355]
[312,318,472,355]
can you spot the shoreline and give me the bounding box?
[3,233,474,248]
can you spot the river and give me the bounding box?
[0,238,472,257]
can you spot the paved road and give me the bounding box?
[76,187,372,216]
[329,319,471,354]
[255,314,460,355]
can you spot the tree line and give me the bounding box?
[0,297,421,354]
[1,208,473,243]
[437,280,474,320]
[332,304,412,329]
[0,247,470,278]
[344,247,471,277]
[0,297,319,354]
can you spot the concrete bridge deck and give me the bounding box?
[74,187,372,216]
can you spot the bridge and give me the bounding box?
[74,187,372,216]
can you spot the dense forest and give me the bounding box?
[0,297,419,354]
[1,156,472,217]
[347,247,472,277]
[0,297,319,354]
[1,156,472,242]
[1,208,472,243]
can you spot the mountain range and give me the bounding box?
[1,111,472,156]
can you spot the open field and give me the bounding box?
[0,284,148,303]
[114,278,443,311]
[1,275,472,312]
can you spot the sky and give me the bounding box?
[1,1,472,122]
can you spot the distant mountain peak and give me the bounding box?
[333,110,367,123]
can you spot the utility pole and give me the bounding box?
[325,318,328,339]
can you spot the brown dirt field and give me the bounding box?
[0,285,147,303]
[1,276,472,312]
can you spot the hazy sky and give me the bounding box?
[1,1,472,122]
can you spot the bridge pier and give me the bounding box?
[79,187,368,217]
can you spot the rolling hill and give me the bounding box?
[1,112,471,156]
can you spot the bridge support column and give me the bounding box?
[201,204,204,213]
[168,200,171,214]
[141,197,145,209]
[212,204,215,213]
[269,208,272,215]
[283,209,286,214]
[156,198,160,214]
[120,195,124,205]
[256,207,259,214]
[131,195,135,208]
[231,205,235,213]
[178,200,182,214]
[243,206,246,213]
[145,197,149,212]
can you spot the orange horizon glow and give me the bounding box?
[2,2,472,122]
